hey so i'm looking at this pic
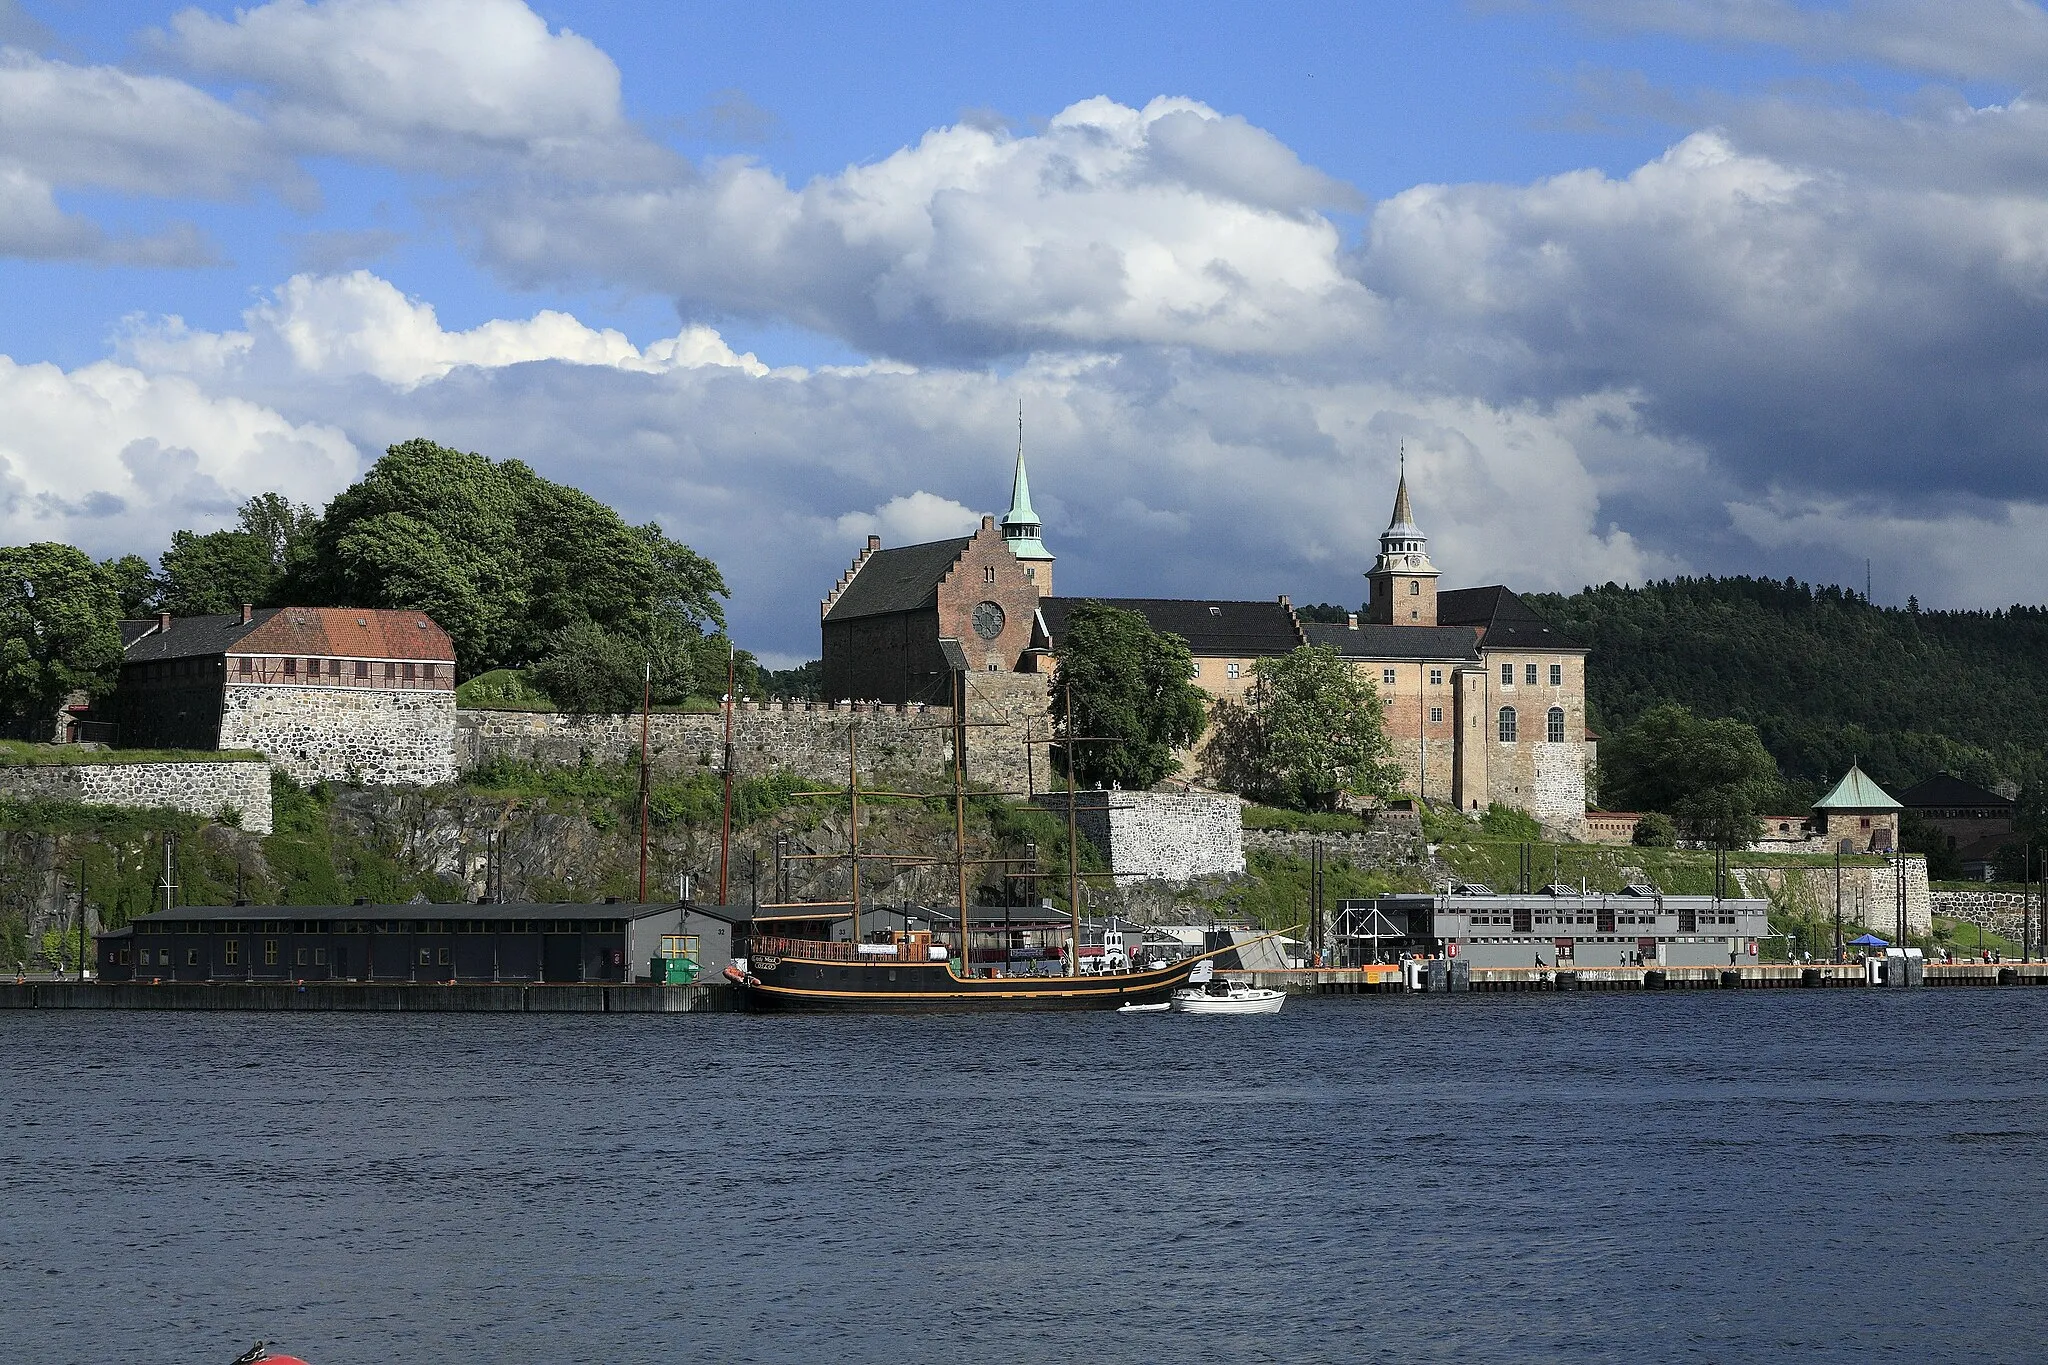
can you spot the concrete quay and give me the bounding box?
[1229,962,2048,994]
[0,980,741,1013]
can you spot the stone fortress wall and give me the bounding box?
[456,673,1053,797]
[221,684,457,787]
[0,760,273,834]
[1036,789,1246,884]
[1929,888,2043,947]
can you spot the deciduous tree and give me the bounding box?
[0,543,124,725]
[1051,602,1207,789]
[1601,702,1782,849]
[1201,644,1402,810]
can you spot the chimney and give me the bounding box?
[240,603,253,624]
[1347,613,1358,630]
[157,610,170,633]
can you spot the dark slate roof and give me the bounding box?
[1436,585,1582,652]
[118,620,159,648]
[824,538,971,622]
[1038,597,1305,657]
[120,611,276,662]
[1302,622,1481,661]
[120,901,686,926]
[1894,773,2015,810]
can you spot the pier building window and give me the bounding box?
[1382,669,1397,685]
[186,949,199,966]
[1500,663,1513,686]
[1498,707,1517,743]
[1549,664,1563,686]
[1547,707,1566,743]
[296,947,309,966]
[1524,664,1538,685]
[223,941,238,965]
[263,940,278,965]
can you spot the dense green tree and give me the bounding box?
[1530,575,2048,795]
[763,659,822,700]
[0,543,124,723]
[1601,703,1783,849]
[285,439,727,675]
[98,554,157,616]
[154,495,320,615]
[1051,601,1208,789]
[1631,811,1677,847]
[530,622,649,713]
[1201,644,1402,810]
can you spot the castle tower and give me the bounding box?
[1364,462,1438,625]
[1000,421,1054,594]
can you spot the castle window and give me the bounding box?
[327,659,341,676]
[283,658,296,677]
[1226,663,1240,680]
[403,662,416,681]
[1525,664,1538,685]
[1500,663,1512,686]
[423,663,437,680]
[1431,707,1443,724]
[385,662,396,679]
[1430,669,1443,685]
[355,661,368,678]
[1189,661,1201,679]
[1025,566,1035,581]
[1547,707,1565,743]
[1550,663,1563,686]
[1498,707,1517,743]
[984,565,996,583]
[1382,669,1396,685]
[304,658,318,675]
[238,658,251,675]
[1409,581,1419,596]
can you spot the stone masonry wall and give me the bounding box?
[1733,857,1931,937]
[459,673,1052,797]
[221,684,456,787]
[1929,889,2044,949]
[0,761,273,833]
[1037,790,1245,884]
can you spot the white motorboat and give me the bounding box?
[1169,961,1286,1015]
[1117,1001,1170,1013]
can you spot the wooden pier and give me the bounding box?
[1229,962,2048,994]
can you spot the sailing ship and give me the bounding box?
[723,673,1282,1012]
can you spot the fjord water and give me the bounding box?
[3,994,2043,1364]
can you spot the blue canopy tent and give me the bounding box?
[1848,933,1889,947]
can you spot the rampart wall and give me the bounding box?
[1037,790,1245,884]
[221,685,457,787]
[457,673,1052,796]
[0,761,273,833]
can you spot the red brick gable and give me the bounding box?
[233,608,455,662]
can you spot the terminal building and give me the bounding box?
[96,901,749,984]
[1341,885,1770,968]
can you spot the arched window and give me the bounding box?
[1547,706,1565,743]
[1408,580,1419,595]
[1498,706,1517,743]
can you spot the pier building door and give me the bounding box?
[1512,906,1532,934]
[543,931,581,982]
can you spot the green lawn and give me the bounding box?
[0,740,265,767]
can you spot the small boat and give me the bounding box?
[1169,961,1286,1015]
[232,1345,310,1365]
[1116,1000,1170,1013]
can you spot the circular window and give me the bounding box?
[971,601,1006,640]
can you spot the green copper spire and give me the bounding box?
[1001,405,1053,567]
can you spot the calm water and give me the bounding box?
[2,993,2044,1365]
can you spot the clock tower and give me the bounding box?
[1364,464,1439,626]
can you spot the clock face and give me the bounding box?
[971,601,1006,640]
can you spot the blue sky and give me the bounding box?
[5,0,2048,664]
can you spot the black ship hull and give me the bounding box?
[733,944,1203,1013]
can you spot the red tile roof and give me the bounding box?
[237,608,454,661]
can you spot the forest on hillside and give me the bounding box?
[1523,577,2048,798]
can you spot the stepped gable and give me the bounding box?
[1436,586,1580,650]
[822,537,974,622]
[1301,621,1481,661]
[1036,597,1307,657]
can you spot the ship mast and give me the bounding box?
[1064,680,1082,977]
[954,668,971,975]
[718,644,735,905]
[847,725,862,943]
